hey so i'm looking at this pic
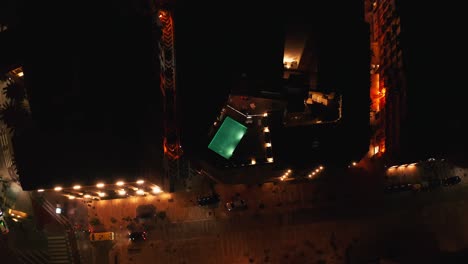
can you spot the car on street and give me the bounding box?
[225,199,247,211]
[129,231,147,242]
[197,193,220,206]
[443,176,461,186]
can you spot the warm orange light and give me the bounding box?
[380,146,386,153]
[116,181,125,186]
[152,186,162,194]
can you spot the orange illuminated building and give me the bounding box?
[365,0,406,161]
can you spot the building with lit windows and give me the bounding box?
[198,1,370,182]
[364,1,464,165]
[364,0,404,161]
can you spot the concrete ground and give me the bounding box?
[82,171,468,264]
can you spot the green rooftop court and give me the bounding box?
[208,116,248,159]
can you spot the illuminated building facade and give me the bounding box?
[364,1,462,163]
[364,0,405,161]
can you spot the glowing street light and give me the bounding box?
[152,186,162,194]
[116,181,125,186]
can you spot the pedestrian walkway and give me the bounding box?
[40,198,73,227]
[11,248,49,264]
[48,235,73,264]
[30,193,82,264]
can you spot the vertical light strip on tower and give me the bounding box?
[155,6,182,192]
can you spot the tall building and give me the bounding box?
[277,1,370,168]
[198,1,370,175]
[365,0,404,161]
[365,1,465,164]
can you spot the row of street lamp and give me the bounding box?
[36,180,164,200]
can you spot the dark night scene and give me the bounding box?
[0,0,466,263]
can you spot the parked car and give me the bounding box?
[384,183,412,193]
[443,176,461,186]
[225,199,247,211]
[197,193,220,206]
[129,231,147,242]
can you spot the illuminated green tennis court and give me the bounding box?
[208,116,247,159]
